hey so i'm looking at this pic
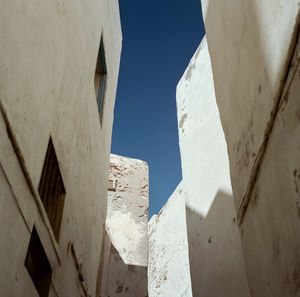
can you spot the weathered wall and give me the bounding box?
[148,183,193,297]
[201,0,300,212]
[201,0,300,296]
[239,39,300,296]
[99,154,149,297]
[176,38,251,297]
[177,37,232,217]
[0,0,122,296]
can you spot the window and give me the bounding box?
[94,37,107,123]
[25,227,52,297]
[38,138,66,241]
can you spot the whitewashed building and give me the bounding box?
[201,0,300,296]
[0,1,122,296]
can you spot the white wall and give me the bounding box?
[201,1,300,296]
[177,37,231,217]
[201,0,300,212]
[106,154,149,267]
[0,1,122,296]
[176,37,251,297]
[100,154,149,297]
[148,183,193,297]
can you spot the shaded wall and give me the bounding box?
[98,232,148,297]
[0,1,122,296]
[176,38,251,297]
[201,0,300,296]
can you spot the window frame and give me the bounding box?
[94,36,107,126]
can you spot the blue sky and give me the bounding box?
[111,0,205,218]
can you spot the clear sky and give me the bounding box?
[111,0,205,219]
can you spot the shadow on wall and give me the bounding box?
[97,232,148,297]
[205,0,286,214]
[203,1,300,297]
[185,191,251,297]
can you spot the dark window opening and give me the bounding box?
[38,138,66,241]
[94,37,107,123]
[25,227,52,297]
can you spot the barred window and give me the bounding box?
[94,36,107,123]
[25,227,52,297]
[38,138,66,241]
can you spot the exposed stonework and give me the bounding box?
[99,154,149,297]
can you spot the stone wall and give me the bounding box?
[99,154,149,297]
[0,1,122,296]
[201,0,300,296]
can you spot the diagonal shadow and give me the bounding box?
[96,231,148,297]
[185,190,251,297]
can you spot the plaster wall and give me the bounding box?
[0,1,122,296]
[177,37,231,216]
[201,1,300,296]
[100,154,149,297]
[176,38,250,297]
[234,33,300,297]
[200,0,300,214]
[148,183,193,297]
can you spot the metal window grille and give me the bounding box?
[38,138,66,241]
[95,37,107,122]
[25,227,52,297]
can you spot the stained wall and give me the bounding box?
[0,1,122,296]
[201,0,300,296]
[176,37,251,297]
[99,154,149,297]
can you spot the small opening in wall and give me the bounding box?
[25,227,52,297]
[94,36,107,123]
[38,138,66,241]
[108,179,116,191]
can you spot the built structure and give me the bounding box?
[148,37,251,297]
[1,1,300,297]
[0,1,122,296]
[148,183,192,297]
[202,0,300,296]
[149,1,300,297]
[98,154,149,297]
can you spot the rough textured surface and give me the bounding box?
[202,1,300,296]
[106,154,149,266]
[238,34,300,297]
[0,1,122,296]
[98,232,148,297]
[99,154,149,297]
[201,0,300,213]
[177,37,232,216]
[148,183,193,297]
[176,38,251,297]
